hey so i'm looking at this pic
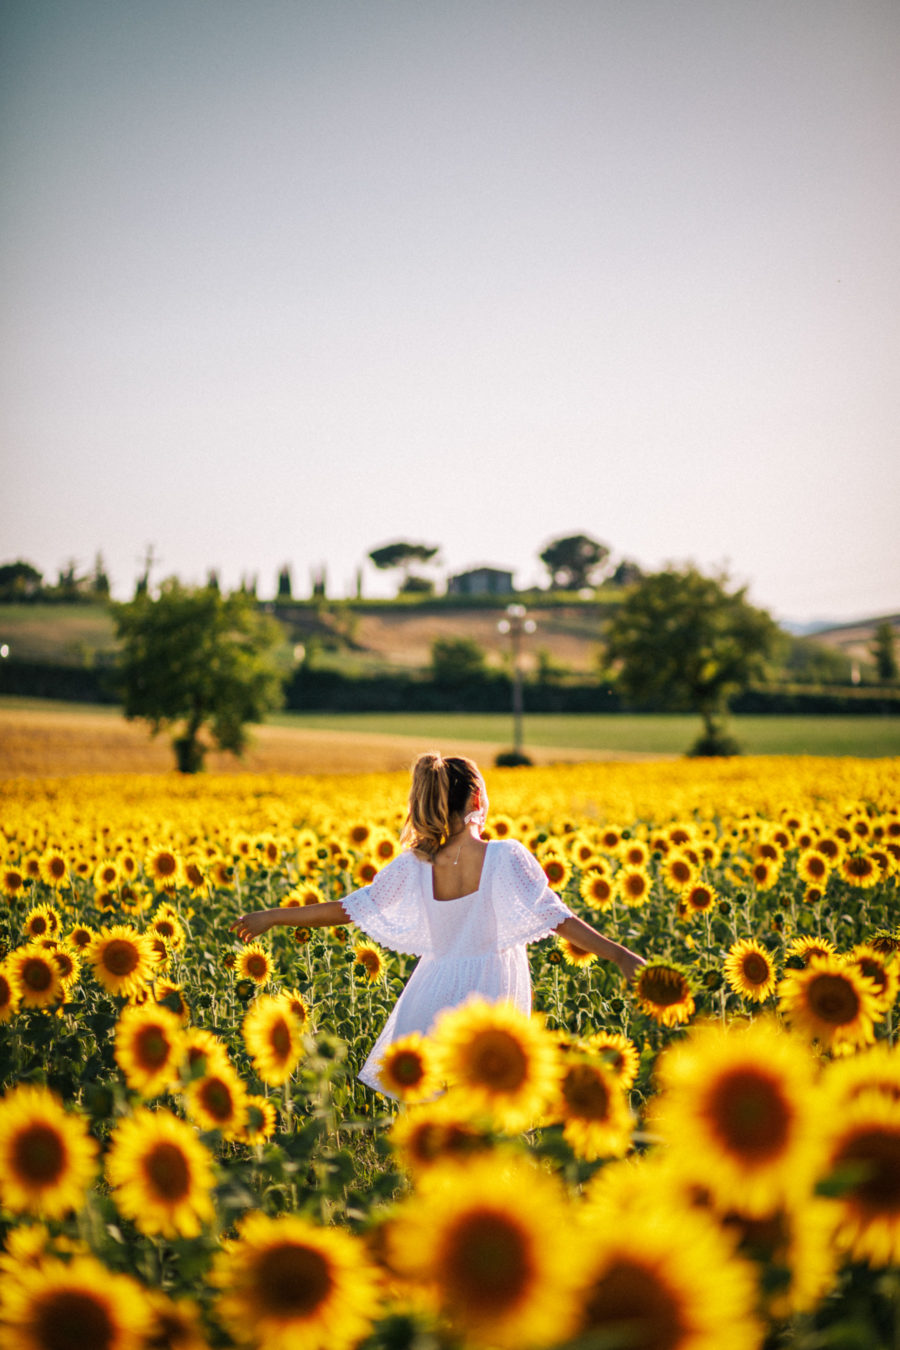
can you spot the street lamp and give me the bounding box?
[497,603,536,759]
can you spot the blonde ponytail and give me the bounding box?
[400,752,481,861]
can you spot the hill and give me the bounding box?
[2,597,897,682]
[809,613,900,666]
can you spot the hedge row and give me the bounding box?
[3,659,898,717]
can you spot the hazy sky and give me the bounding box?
[2,0,898,623]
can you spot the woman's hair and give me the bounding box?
[400,752,483,861]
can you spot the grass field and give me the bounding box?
[271,708,900,757]
[1,697,897,778]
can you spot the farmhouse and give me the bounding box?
[446,566,514,596]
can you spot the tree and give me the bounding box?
[539,534,610,590]
[0,560,43,600]
[871,622,899,684]
[90,552,111,598]
[430,637,487,683]
[609,559,644,588]
[276,565,293,599]
[368,541,439,594]
[114,580,287,772]
[604,565,779,755]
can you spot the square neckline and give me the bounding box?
[429,839,493,903]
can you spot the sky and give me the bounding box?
[2,0,898,625]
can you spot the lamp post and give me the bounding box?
[497,603,536,758]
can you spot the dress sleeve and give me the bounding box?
[492,839,574,949]
[340,851,432,956]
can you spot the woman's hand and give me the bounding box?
[616,950,646,983]
[229,911,277,943]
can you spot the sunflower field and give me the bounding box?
[1,755,899,1350]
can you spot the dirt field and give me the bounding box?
[0,705,665,778]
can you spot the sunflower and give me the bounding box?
[22,854,42,882]
[724,938,778,1003]
[617,867,652,907]
[181,855,208,895]
[749,857,780,891]
[778,955,882,1054]
[388,1096,491,1174]
[388,1152,586,1349]
[814,833,844,863]
[254,832,282,868]
[786,934,837,966]
[682,882,716,915]
[0,1084,98,1218]
[579,869,615,910]
[92,858,120,892]
[550,1055,632,1160]
[718,1197,840,1320]
[841,851,880,889]
[236,942,272,987]
[2,864,26,899]
[244,1095,279,1145]
[23,904,61,940]
[114,1003,184,1097]
[284,883,324,908]
[49,944,80,990]
[820,1092,900,1267]
[353,858,379,887]
[0,965,20,1022]
[654,1017,823,1217]
[541,853,571,891]
[142,1291,208,1350]
[38,848,69,889]
[620,839,651,869]
[821,1040,900,1108]
[584,1030,641,1088]
[662,853,696,893]
[278,988,311,1029]
[797,849,831,886]
[209,857,236,889]
[431,999,561,1132]
[146,844,183,891]
[377,1034,442,1103]
[153,980,189,1023]
[575,1192,761,1350]
[632,961,695,1028]
[0,1253,152,1350]
[556,935,596,968]
[846,944,899,1013]
[7,945,64,1009]
[211,1210,381,1350]
[118,849,139,881]
[184,1061,249,1139]
[181,1027,232,1080]
[353,942,386,983]
[106,1107,215,1239]
[599,825,624,852]
[150,911,186,951]
[65,924,94,951]
[371,832,398,863]
[243,995,304,1086]
[88,924,157,999]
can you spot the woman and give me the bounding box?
[230,752,645,1096]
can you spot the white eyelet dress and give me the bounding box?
[340,838,575,1097]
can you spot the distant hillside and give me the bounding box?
[2,598,897,681]
[272,602,612,675]
[809,613,900,666]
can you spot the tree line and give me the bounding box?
[0,533,639,605]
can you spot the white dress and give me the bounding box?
[340,838,574,1096]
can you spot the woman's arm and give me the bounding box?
[554,914,645,982]
[230,900,350,944]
